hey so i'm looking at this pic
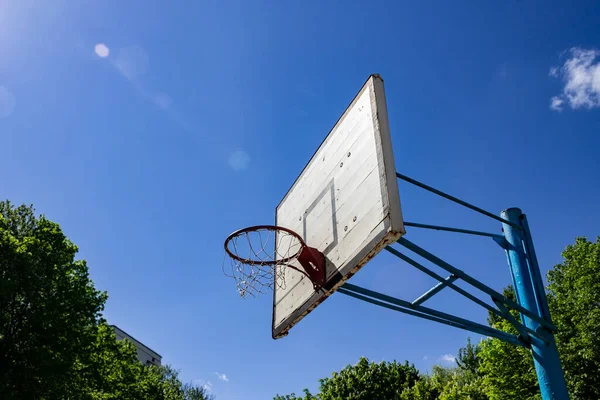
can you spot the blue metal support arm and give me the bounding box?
[396,172,520,229]
[412,274,458,305]
[403,221,504,241]
[338,288,526,348]
[385,246,513,323]
[385,245,538,340]
[491,298,534,344]
[340,283,527,348]
[396,237,557,332]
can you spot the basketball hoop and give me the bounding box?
[223,225,326,298]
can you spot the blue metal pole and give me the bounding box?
[501,208,569,399]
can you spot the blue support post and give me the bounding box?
[501,208,569,399]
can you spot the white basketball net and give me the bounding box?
[223,227,304,298]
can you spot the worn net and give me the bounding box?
[223,227,304,298]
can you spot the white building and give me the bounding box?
[111,325,162,367]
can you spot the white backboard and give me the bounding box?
[272,74,404,339]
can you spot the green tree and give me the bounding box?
[183,382,216,400]
[399,375,439,400]
[0,201,213,400]
[139,364,187,400]
[399,364,487,400]
[0,201,107,399]
[78,322,145,399]
[64,317,211,400]
[547,237,600,399]
[426,338,488,400]
[456,338,481,376]
[273,389,318,400]
[435,368,487,400]
[275,357,420,400]
[478,287,539,400]
[317,357,420,400]
[78,323,193,400]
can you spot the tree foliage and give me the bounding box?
[317,357,420,400]
[0,201,213,400]
[478,287,540,400]
[274,357,420,400]
[182,382,215,400]
[425,364,487,400]
[436,371,487,400]
[398,375,439,400]
[456,338,481,376]
[78,324,213,400]
[273,389,318,400]
[78,322,147,399]
[0,202,107,399]
[547,237,600,399]
[273,359,490,400]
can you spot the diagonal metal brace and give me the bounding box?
[385,244,548,344]
[396,237,557,332]
[385,245,520,327]
[340,283,528,348]
[491,297,531,344]
[491,297,551,345]
[412,274,458,305]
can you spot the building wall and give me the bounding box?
[111,325,162,367]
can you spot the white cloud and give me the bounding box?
[550,96,564,112]
[228,150,250,171]
[0,86,16,118]
[550,47,600,111]
[439,354,456,364]
[423,355,429,361]
[94,43,110,58]
[215,372,229,382]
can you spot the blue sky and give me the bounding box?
[2,1,600,398]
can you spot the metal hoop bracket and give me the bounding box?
[223,225,326,291]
